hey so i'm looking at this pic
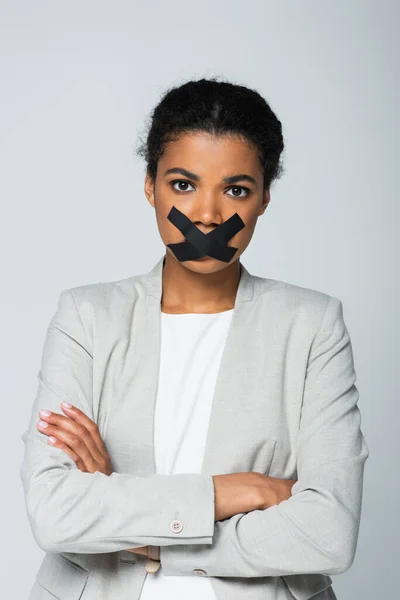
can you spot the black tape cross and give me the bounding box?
[166,206,245,262]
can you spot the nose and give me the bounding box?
[190,193,222,232]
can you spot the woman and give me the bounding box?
[20,77,369,600]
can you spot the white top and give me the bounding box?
[139,308,234,600]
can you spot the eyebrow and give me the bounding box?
[164,167,257,186]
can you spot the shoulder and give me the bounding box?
[252,272,344,330]
[64,269,147,308]
[51,271,147,339]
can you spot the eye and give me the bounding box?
[170,179,195,192]
[226,186,250,198]
[169,180,251,198]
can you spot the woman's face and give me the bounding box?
[144,132,270,275]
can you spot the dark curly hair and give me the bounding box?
[136,76,285,191]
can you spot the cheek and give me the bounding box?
[155,212,177,244]
[236,214,257,244]
[152,202,171,237]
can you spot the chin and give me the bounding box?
[178,256,237,275]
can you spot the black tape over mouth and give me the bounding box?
[166,206,245,262]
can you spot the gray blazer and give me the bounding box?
[20,254,369,600]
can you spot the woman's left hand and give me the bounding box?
[37,402,149,557]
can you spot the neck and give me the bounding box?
[160,252,241,314]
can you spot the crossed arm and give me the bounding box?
[161,295,369,577]
[20,289,369,578]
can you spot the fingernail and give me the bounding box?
[40,410,50,417]
[48,436,57,443]
[62,402,72,409]
[38,420,48,428]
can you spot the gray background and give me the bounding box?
[0,1,397,598]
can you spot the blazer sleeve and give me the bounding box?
[160,296,369,577]
[19,289,215,554]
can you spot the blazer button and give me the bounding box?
[193,568,207,576]
[169,519,183,533]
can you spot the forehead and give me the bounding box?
[160,132,260,175]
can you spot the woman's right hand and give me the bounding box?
[212,472,296,521]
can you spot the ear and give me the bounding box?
[258,188,270,216]
[144,171,155,208]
